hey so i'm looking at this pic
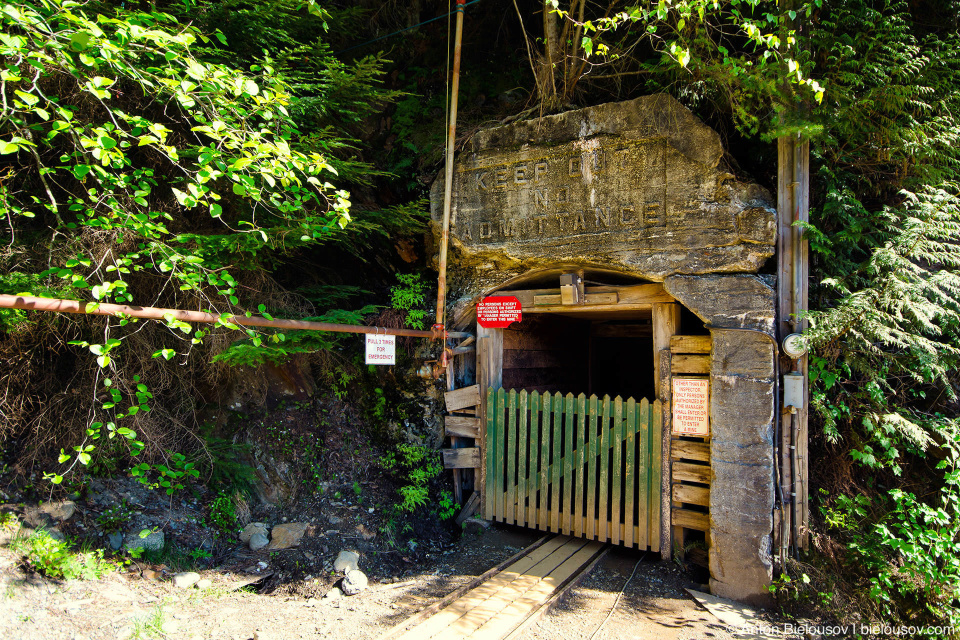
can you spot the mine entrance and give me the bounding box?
[499,313,656,400]
[476,277,687,551]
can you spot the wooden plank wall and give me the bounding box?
[669,334,712,563]
[502,315,589,394]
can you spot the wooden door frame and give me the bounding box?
[474,281,678,555]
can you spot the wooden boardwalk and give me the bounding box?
[382,535,607,640]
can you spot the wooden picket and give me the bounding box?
[486,388,661,550]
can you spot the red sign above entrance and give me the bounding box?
[477,296,522,328]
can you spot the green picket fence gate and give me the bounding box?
[484,388,662,550]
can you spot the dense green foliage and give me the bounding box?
[2,0,960,628]
[0,0,422,489]
[0,0,354,482]
[800,0,960,627]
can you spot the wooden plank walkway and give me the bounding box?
[383,535,607,640]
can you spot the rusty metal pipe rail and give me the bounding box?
[0,294,471,339]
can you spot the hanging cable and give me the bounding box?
[334,0,482,56]
[588,553,646,640]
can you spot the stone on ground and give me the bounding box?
[173,571,201,588]
[249,532,269,551]
[334,550,359,573]
[123,530,164,553]
[40,500,76,521]
[267,522,308,550]
[239,522,268,544]
[196,578,213,589]
[341,569,368,595]
[108,531,123,550]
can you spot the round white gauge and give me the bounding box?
[782,333,806,358]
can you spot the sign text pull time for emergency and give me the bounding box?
[365,334,396,365]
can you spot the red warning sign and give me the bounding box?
[477,296,522,328]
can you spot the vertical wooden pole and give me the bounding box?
[653,303,680,392]
[477,325,503,521]
[476,325,504,393]
[446,349,463,505]
[659,350,674,558]
[778,135,810,553]
[653,303,679,557]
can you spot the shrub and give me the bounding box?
[12,530,116,580]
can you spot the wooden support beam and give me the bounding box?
[778,134,811,553]
[496,283,671,315]
[443,447,481,469]
[670,335,711,354]
[673,484,710,507]
[445,416,481,438]
[533,292,618,306]
[673,462,711,485]
[672,508,710,532]
[445,384,481,412]
[670,354,710,375]
[477,327,503,393]
[454,491,481,525]
[671,439,710,463]
[476,325,503,518]
[659,348,673,558]
[653,303,680,398]
[504,283,669,306]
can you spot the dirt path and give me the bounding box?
[0,524,776,640]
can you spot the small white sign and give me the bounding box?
[672,377,710,436]
[365,334,396,365]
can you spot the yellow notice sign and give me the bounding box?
[672,377,710,437]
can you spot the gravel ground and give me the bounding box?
[0,523,789,640]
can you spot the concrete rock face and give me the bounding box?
[431,98,778,607]
[431,95,777,300]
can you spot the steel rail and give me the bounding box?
[0,294,471,339]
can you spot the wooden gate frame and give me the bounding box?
[465,281,683,555]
